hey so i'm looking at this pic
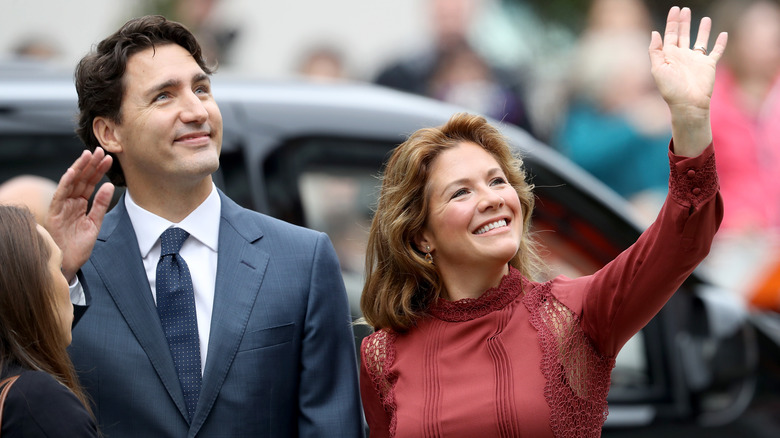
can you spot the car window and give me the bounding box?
[0,134,85,183]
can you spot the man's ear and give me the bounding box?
[92,117,123,154]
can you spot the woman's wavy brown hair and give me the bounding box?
[0,206,92,414]
[361,113,544,332]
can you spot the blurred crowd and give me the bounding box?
[3,0,780,312]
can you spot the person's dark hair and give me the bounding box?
[0,206,92,412]
[361,113,544,332]
[75,15,214,186]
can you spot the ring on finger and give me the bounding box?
[693,45,708,55]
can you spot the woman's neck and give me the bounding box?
[439,262,510,301]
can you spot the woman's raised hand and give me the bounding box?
[649,6,728,156]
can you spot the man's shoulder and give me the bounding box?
[219,193,323,240]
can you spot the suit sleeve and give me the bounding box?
[1,371,97,437]
[578,142,723,356]
[70,271,91,328]
[297,232,365,437]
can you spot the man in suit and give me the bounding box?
[46,15,364,437]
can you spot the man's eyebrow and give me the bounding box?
[193,73,210,84]
[145,78,181,98]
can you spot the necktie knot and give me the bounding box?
[160,227,190,257]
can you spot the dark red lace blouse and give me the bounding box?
[361,143,722,438]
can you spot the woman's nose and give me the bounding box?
[478,188,505,211]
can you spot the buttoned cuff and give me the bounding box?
[668,141,719,208]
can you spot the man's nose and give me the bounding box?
[180,91,209,124]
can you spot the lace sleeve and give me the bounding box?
[525,282,615,438]
[360,330,398,438]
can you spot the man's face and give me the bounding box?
[108,43,222,191]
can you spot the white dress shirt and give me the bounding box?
[125,185,221,373]
[69,184,221,374]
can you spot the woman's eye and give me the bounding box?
[490,177,507,186]
[452,188,468,199]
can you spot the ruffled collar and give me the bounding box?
[428,266,525,322]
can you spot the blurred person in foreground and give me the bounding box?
[554,0,672,222]
[0,175,58,225]
[46,15,363,437]
[0,206,97,437]
[359,7,726,437]
[700,0,780,311]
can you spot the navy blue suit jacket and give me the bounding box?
[69,190,363,437]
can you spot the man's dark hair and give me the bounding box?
[74,15,214,186]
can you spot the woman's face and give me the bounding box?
[419,141,523,276]
[37,224,73,345]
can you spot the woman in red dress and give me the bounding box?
[359,7,728,438]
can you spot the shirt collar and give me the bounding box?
[126,184,221,258]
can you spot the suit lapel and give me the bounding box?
[190,192,268,436]
[91,198,190,421]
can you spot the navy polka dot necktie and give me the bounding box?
[156,227,201,421]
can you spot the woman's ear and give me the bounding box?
[414,230,433,254]
[92,117,123,155]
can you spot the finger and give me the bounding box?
[709,31,729,63]
[73,149,110,198]
[87,182,115,227]
[694,17,713,53]
[648,30,664,65]
[52,152,89,202]
[678,7,692,49]
[68,149,94,178]
[663,6,681,48]
[84,155,112,192]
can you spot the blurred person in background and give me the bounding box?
[553,0,672,222]
[702,0,780,311]
[0,175,58,225]
[373,0,534,134]
[11,36,60,62]
[296,45,349,82]
[427,40,527,128]
[0,206,97,437]
[142,0,239,66]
